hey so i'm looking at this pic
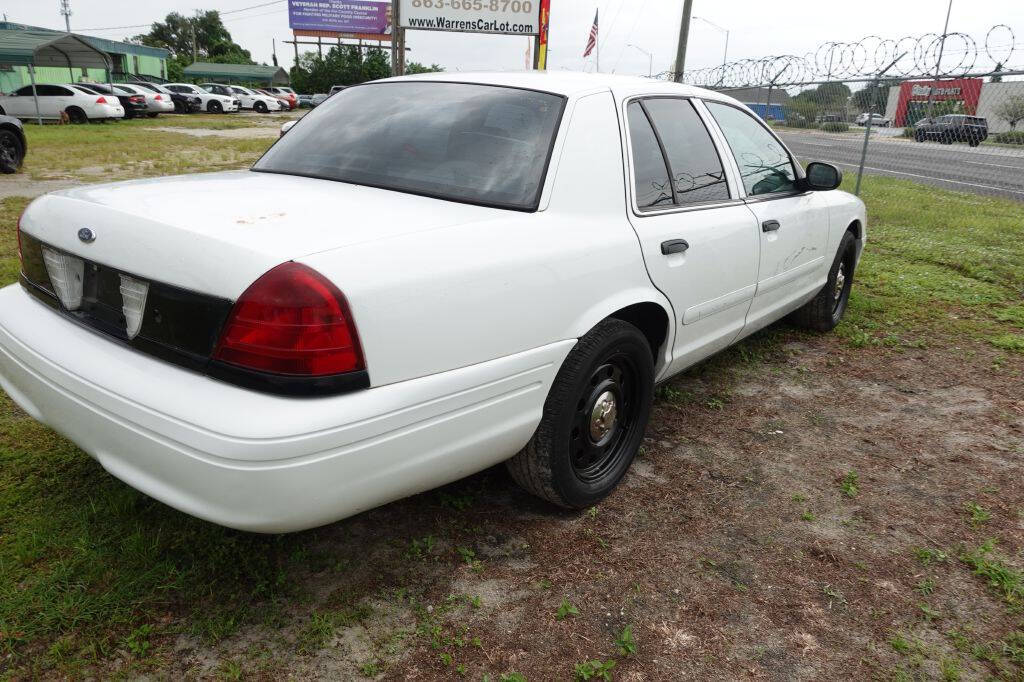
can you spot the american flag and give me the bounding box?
[583,9,598,58]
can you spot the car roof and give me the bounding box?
[382,71,731,102]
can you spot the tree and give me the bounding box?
[288,47,444,93]
[128,11,254,80]
[851,82,892,114]
[405,62,444,74]
[994,95,1024,130]
[990,62,1003,83]
[793,82,851,112]
[289,46,394,93]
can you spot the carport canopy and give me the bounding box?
[183,62,290,86]
[0,29,113,123]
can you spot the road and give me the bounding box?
[777,129,1024,201]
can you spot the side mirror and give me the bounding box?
[280,120,297,138]
[802,162,842,191]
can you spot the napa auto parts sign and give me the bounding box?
[400,0,540,35]
[288,0,392,34]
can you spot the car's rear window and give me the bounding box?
[253,81,566,211]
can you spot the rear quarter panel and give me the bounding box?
[300,90,672,387]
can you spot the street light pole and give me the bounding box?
[628,44,653,78]
[693,16,729,86]
[925,0,954,120]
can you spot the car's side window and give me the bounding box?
[626,101,673,209]
[642,98,730,205]
[705,101,797,197]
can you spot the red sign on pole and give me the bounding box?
[535,0,551,70]
[893,78,983,126]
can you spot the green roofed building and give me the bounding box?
[183,62,290,86]
[0,22,169,93]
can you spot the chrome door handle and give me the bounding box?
[762,220,781,232]
[661,239,690,255]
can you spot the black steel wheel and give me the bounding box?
[507,319,654,509]
[569,356,642,484]
[208,100,223,114]
[788,229,858,332]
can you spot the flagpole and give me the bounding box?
[596,8,600,72]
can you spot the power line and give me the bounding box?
[77,0,286,32]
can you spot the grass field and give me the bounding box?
[0,123,1022,679]
[19,114,287,183]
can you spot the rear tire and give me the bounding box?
[208,100,223,114]
[254,101,268,114]
[506,319,654,509]
[146,112,159,118]
[65,106,88,124]
[788,230,857,332]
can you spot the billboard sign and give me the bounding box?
[288,0,393,36]
[400,0,540,36]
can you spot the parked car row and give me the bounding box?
[0,81,298,122]
[299,85,347,108]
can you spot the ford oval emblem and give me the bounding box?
[78,228,95,244]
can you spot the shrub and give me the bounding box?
[901,126,916,138]
[993,131,1024,145]
[821,122,850,133]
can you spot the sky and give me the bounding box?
[4,0,1022,80]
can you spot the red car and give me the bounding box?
[261,87,297,110]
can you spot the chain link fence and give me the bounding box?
[672,26,1024,201]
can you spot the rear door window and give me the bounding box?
[641,98,730,205]
[626,101,673,209]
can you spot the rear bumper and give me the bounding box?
[0,285,570,532]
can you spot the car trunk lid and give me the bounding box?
[21,169,506,300]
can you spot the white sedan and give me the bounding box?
[0,83,124,122]
[113,83,174,117]
[164,83,239,113]
[229,85,286,113]
[0,73,865,532]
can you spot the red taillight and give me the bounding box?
[130,95,144,103]
[213,263,364,376]
[95,96,107,104]
[154,94,163,100]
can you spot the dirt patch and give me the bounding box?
[150,126,280,139]
[127,332,1022,680]
[0,175,81,199]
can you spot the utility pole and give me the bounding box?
[59,0,72,32]
[191,21,197,62]
[673,0,693,82]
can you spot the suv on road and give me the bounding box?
[855,112,891,127]
[914,114,988,146]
